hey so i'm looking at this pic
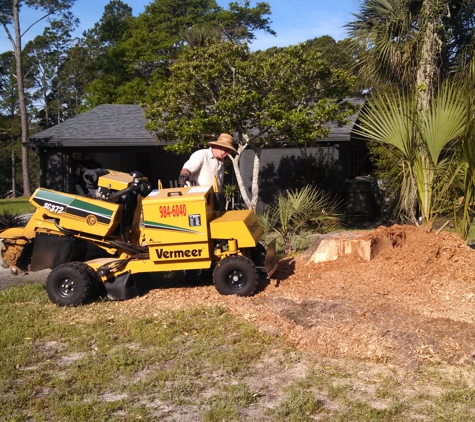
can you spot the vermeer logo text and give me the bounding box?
[155,248,203,259]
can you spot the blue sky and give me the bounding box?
[0,0,360,54]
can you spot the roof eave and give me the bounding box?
[26,138,172,147]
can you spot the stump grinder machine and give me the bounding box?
[0,169,277,306]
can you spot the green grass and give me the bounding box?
[0,196,35,214]
[1,282,475,421]
[0,284,276,421]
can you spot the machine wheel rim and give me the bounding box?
[226,269,246,289]
[57,277,76,298]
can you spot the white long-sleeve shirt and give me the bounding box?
[182,148,224,191]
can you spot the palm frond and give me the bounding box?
[354,90,415,158]
[418,82,467,164]
[461,108,475,169]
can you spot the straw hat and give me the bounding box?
[207,133,238,155]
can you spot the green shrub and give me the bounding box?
[258,185,342,254]
[0,210,25,230]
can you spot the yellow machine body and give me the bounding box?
[28,187,122,237]
[210,210,263,248]
[141,185,215,247]
[0,169,277,305]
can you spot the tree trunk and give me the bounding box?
[230,145,252,210]
[230,133,263,211]
[413,0,442,222]
[415,1,439,110]
[11,140,16,198]
[44,90,49,127]
[249,145,262,210]
[12,0,31,196]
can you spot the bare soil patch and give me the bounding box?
[116,224,475,370]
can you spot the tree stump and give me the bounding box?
[302,225,406,264]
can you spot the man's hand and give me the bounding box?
[178,173,190,187]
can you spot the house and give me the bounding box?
[27,101,373,213]
[27,104,187,193]
[238,97,371,207]
[230,97,375,214]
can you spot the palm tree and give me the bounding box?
[347,0,475,95]
[347,0,475,223]
[346,0,417,91]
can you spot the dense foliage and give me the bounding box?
[0,0,278,196]
[0,0,76,196]
[145,39,355,209]
[258,185,342,254]
[349,0,475,233]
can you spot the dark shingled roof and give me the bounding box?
[28,99,364,147]
[28,104,158,147]
[326,97,365,142]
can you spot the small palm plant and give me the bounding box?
[0,210,24,230]
[222,184,238,210]
[259,185,342,254]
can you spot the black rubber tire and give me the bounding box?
[84,264,106,300]
[213,255,259,297]
[46,262,96,306]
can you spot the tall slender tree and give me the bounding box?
[0,0,76,196]
[24,17,77,128]
[58,39,93,116]
[80,0,135,107]
[0,51,20,196]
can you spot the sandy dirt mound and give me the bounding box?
[105,224,475,370]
